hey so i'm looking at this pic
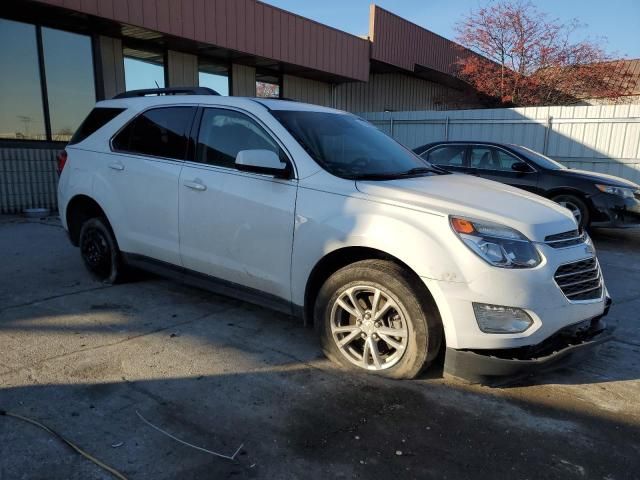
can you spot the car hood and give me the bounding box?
[556,168,639,188]
[356,173,577,241]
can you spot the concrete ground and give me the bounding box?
[0,216,639,480]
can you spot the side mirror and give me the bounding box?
[512,161,533,173]
[235,149,289,178]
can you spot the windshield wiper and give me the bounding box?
[399,167,440,176]
[350,166,442,181]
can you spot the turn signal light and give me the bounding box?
[451,217,475,234]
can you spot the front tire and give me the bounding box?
[79,217,124,284]
[315,260,442,379]
[552,194,590,230]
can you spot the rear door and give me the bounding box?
[178,107,297,301]
[420,144,469,174]
[468,145,540,193]
[107,106,196,265]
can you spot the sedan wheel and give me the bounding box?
[557,200,582,225]
[552,194,589,230]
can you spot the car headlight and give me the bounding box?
[595,184,637,199]
[450,217,541,268]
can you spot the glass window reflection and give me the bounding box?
[42,27,96,141]
[0,19,46,140]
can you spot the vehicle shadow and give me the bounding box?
[1,361,639,479]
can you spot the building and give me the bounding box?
[1,0,486,214]
[575,59,640,105]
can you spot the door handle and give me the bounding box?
[108,162,125,171]
[183,180,207,191]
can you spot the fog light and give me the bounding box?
[472,303,533,333]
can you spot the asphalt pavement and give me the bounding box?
[1,216,639,479]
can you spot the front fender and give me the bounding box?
[290,188,466,306]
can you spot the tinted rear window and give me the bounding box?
[68,107,125,145]
[112,107,196,160]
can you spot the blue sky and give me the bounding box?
[262,0,640,59]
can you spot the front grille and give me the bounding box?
[545,229,586,248]
[554,257,602,301]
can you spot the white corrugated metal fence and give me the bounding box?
[361,104,640,183]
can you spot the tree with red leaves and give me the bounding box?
[455,1,632,106]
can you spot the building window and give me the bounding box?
[42,27,96,141]
[0,19,46,140]
[198,59,229,96]
[256,71,281,98]
[0,18,96,143]
[124,47,165,90]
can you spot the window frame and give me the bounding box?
[122,44,168,91]
[467,144,538,173]
[188,105,297,180]
[255,69,283,99]
[422,143,538,174]
[109,105,198,162]
[0,18,98,145]
[424,144,468,168]
[198,57,231,96]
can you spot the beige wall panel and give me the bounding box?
[97,36,125,99]
[335,73,482,113]
[167,50,199,86]
[232,64,257,97]
[282,75,333,106]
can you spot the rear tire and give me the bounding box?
[552,194,590,230]
[314,259,442,379]
[79,217,124,284]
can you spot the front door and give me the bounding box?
[179,107,297,301]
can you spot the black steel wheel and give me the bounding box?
[79,217,123,284]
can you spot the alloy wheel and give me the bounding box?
[558,200,582,226]
[330,285,409,370]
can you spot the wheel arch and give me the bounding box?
[546,187,592,203]
[302,246,441,329]
[65,195,113,246]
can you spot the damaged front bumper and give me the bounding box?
[444,297,613,384]
[590,192,640,228]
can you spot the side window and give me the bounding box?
[469,146,496,170]
[425,146,466,167]
[69,107,125,145]
[112,107,195,160]
[196,108,284,168]
[495,149,524,171]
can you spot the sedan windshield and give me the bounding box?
[271,110,441,179]
[511,145,567,170]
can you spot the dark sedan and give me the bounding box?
[414,141,640,230]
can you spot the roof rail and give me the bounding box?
[112,86,220,99]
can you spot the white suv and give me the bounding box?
[57,88,611,381]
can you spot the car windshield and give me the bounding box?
[271,110,442,179]
[511,145,567,170]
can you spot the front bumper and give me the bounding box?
[590,192,640,228]
[443,297,612,384]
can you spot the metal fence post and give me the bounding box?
[390,115,394,138]
[543,116,553,155]
[445,116,450,141]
